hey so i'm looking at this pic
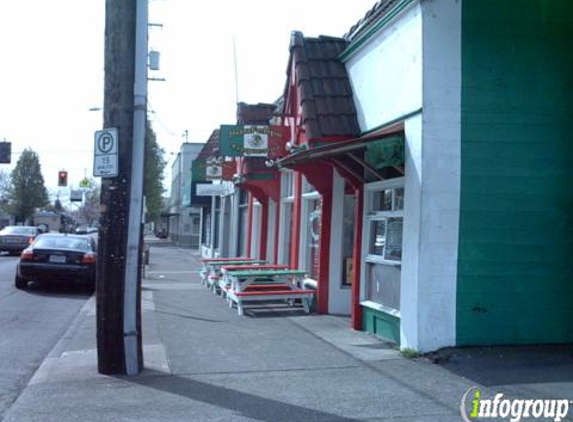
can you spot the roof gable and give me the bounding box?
[288,31,360,141]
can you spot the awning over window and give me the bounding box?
[276,122,405,184]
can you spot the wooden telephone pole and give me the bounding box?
[97,0,147,375]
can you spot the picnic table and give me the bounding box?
[200,259,266,292]
[219,264,288,296]
[224,269,312,316]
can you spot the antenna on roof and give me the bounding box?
[233,36,240,105]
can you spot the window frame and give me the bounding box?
[360,177,405,314]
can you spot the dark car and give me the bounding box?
[15,233,97,291]
[0,226,40,255]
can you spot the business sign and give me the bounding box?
[192,159,235,182]
[219,125,288,158]
[70,189,83,202]
[79,177,92,188]
[93,128,118,177]
[196,183,227,196]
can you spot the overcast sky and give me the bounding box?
[0,0,375,198]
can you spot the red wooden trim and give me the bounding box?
[246,193,254,257]
[351,188,364,330]
[317,188,332,314]
[290,171,303,269]
[259,200,268,260]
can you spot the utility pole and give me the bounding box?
[97,0,147,375]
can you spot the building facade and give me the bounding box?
[193,0,573,353]
[167,143,204,248]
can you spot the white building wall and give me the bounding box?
[345,0,461,352]
[414,0,461,351]
[346,2,422,132]
[328,169,351,315]
[400,114,422,350]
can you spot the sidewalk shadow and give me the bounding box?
[123,369,363,422]
[431,345,573,387]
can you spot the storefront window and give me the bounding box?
[366,263,401,310]
[341,193,356,286]
[237,189,249,257]
[202,208,211,246]
[281,203,293,265]
[364,181,404,313]
[279,171,295,265]
[213,196,221,250]
[305,198,321,280]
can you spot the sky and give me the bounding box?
[0,0,376,201]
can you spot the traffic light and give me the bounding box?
[58,171,68,187]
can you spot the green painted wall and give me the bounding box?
[362,307,400,345]
[458,0,573,345]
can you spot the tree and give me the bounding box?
[144,124,166,223]
[80,180,101,226]
[0,169,11,212]
[9,149,49,223]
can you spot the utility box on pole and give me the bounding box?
[97,0,147,375]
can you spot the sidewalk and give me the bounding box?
[4,242,573,422]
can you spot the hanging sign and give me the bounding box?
[192,159,235,182]
[196,183,227,196]
[218,125,289,158]
[365,134,405,169]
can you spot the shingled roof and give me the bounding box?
[344,0,400,42]
[196,129,219,159]
[236,102,277,125]
[287,31,360,141]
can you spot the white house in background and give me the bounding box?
[167,143,204,248]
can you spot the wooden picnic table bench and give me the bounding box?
[201,259,266,292]
[219,264,289,296]
[224,269,312,316]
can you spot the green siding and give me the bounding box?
[362,307,400,345]
[458,0,573,345]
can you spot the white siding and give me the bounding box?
[346,3,422,132]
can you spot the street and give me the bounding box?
[0,254,90,420]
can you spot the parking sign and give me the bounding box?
[94,128,118,177]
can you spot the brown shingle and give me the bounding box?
[236,102,277,125]
[288,31,360,141]
[196,129,220,159]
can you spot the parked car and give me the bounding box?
[75,226,88,235]
[15,233,97,291]
[0,226,40,255]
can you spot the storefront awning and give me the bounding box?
[276,122,405,184]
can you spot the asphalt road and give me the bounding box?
[0,253,91,420]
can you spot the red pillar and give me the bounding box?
[351,188,364,330]
[246,193,254,258]
[274,199,280,264]
[259,200,268,260]
[317,188,332,314]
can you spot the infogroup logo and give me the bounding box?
[460,387,571,422]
